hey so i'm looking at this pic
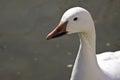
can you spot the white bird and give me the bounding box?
[46,7,120,80]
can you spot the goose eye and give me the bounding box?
[73,17,78,21]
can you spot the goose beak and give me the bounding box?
[46,21,68,40]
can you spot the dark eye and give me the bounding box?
[73,17,78,21]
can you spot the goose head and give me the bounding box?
[46,7,94,40]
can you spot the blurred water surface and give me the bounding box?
[0,0,120,80]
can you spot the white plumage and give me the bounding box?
[97,51,120,80]
[46,7,120,80]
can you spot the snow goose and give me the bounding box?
[46,7,120,80]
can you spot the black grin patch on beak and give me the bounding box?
[51,31,67,39]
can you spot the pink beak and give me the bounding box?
[46,21,68,40]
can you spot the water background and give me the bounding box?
[0,0,120,80]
